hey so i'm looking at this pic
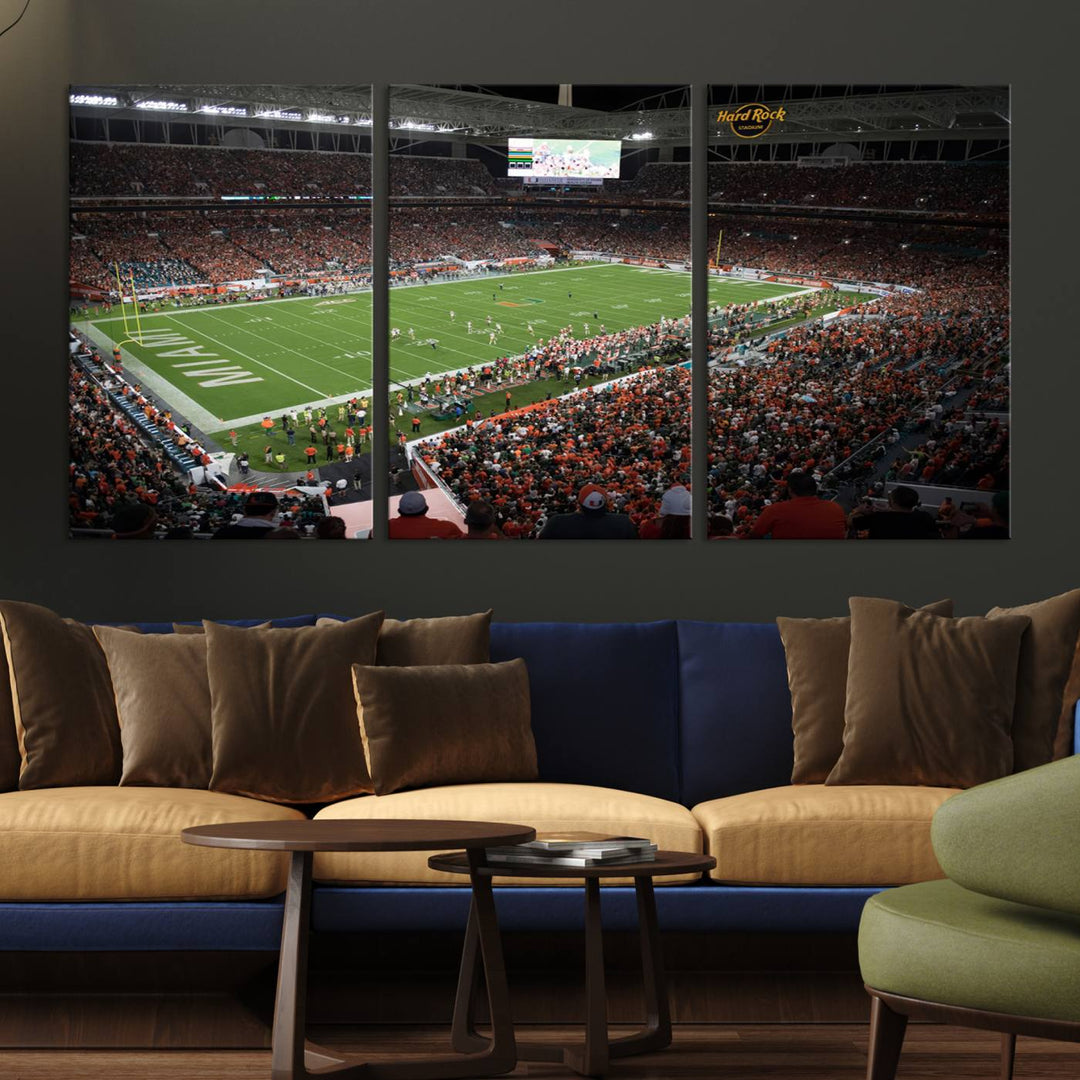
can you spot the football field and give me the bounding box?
[85,263,814,431]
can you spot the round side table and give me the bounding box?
[183,818,534,1080]
[429,848,716,1078]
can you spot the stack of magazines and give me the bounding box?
[484,832,657,868]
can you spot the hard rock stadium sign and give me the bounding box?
[717,104,786,139]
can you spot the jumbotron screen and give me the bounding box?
[507,138,622,185]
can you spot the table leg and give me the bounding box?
[449,899,487,1054]
[272,849,515,1080]
[609,876,671,1058]
[518,876,673,1076]
[272,850,318,1080]
[563,877,609,1078]
[463,850,517,1073]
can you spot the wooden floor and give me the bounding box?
[2,1024,1080,1079]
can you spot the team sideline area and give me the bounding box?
[68,84,1008,539]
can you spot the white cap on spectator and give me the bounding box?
[660,485,691,517]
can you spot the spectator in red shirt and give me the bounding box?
[747,472,846,540]
[388,490,465,539]
[638,484,692,539]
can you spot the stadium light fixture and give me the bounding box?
[200,105,248,117]
[135,100,189,112]
[305,112,355,125]
[69,93,119,107]
[256,109,304,121]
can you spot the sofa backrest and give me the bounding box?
[490,620,681,802]
[111,614,799,808]
[676,621,795,807]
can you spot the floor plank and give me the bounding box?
[0,1024,1078,1079]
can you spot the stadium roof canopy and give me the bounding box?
[69,84,1009,148]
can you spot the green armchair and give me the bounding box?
[858,755,1080,1080]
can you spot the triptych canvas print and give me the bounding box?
[68,84,1009,540]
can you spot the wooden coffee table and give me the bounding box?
[429,849,716,1078]
[183,819,534,1080]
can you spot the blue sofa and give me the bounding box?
[2,617,1074,954]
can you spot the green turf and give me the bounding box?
[86,264,813,429]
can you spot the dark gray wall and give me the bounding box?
[0,0,1072,622]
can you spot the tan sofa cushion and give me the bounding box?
[313,782,702,886]
[693,784,959,886]
[0,787,305,900]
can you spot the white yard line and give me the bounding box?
[160,314,330,399]
[197,309,368,386]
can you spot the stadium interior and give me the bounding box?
[68,83,1009,540]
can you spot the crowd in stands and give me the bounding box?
[704,284,1008,533]
[885,418,1009,492]
[72,141,1006,216]
[69,359,196,531]
[882,362,1010,492]
[413,273,1008,539]
[617,161,1007,214]
[389,155,497,196]
[72,142,497,198]
[620,163,690,200]
[419,366,691,539]
[71,203,1006,295]
[388,206,537,266]
[712,217,1007,287]
[68,358,332,538]
[71,143,370,197]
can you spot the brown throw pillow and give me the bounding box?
[827,598,1030,788]
[173,622,271,634]
[1057,640,1080,760]
[0,601,121,788]
[987,590,1080,772]
[317,611,492,666]
[0,645,19,792]
[352,659,536,796]
[207,614,384,803]
[779,600,954,784]
[93,626,212,788]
